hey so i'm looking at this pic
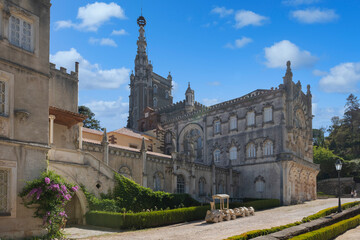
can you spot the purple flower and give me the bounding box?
[47,211,51,216]
[49,220,52,224]
[28,188,38,197]
[44,177,50,185]
[59,211,66,216]
[36,188,42,200]
[71,186,79,192]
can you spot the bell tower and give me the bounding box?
[128,14,153,130]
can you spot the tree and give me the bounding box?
[313,146,342,180]
[313,128,325,147]
[78,105,103,130]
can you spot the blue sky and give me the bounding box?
[49,0,360,131]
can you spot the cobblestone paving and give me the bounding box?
[65,198,358,240]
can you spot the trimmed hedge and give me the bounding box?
[226,201,360,240]
[290,214,360,240]
[86,199,280,230]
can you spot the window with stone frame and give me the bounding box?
[255,176,265,193]
[0,169,10,216]
[247,143,256,158]
[214,149,221,163]
[230,146,237,161]
[0,80,7,115]
[263,140,274,156]
[165,90,169,99]
[199,177,206,196]
[153,84,158,94]
[218,180,225,194]
[9,15,33,52]
[214,120,221,134]
[165,132,172,144]
[230,116,237,130]
[153,172,163,191]
[247,111,255,126]
[264,107,273,122]
[177,175,185,193]
[153,97,157,108]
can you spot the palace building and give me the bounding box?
[0,1,318,237]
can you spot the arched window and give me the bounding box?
[177,175,185,193]
[255,176,265,193]
[153,172,163,191]
[153,97,157,108]
[199,177,206,196]
[247,111,255,126]
[119,166,132,179]
[230,147,237,161]
[153,84,158,94]
[264,107,272,122]
[264,140,274,156]
[218,180,225,194]
[183,128,203,160]
[165,90,169,99]
[247,143,256,158]
[214,149,221,163]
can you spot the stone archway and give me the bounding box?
[65,193,83,225]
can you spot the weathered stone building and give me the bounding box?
[0,2,319,237]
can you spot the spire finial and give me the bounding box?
[188,82,190,88]
[284,60,293,79]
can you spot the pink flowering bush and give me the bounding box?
[20,171,78,239]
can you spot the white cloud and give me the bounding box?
[55,2,126,31]
[50,48,130,89]
[312,104,345,129]
[89,37,117,47]
[234,10,267,28]
[211,7,234,18]
[225,37,252,49]
[313,69,328,76]
[319,62,360,93]
[202,98,220,106]
[111,29,128,35]
[264,40,318,68]
[55,20,74,30]
[291,9,338,24]
[283,0,320,5]
[209,81,220,86]
[84,97,129,130]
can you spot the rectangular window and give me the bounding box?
[247,112,255,126]
[0,169,10,216]
[214,121,221,134]
[0,81,6,115]
[230,116,237,130]
[9,15,33,52]
[264,107,272,122]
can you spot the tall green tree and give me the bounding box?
[78,105,103,130]
[313,128,325,147]
[327,94,360,160]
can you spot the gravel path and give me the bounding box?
[65,198,358,240]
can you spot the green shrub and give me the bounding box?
[226,201,360,240]
[86,199,279,230]
[112,173,200,212]
[301,201,360,222]
[86,206,210,229]
[290,214,360,240]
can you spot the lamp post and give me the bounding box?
[335,159,343,213]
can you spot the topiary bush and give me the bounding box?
[85,199,280,230]
[290,214,360,240]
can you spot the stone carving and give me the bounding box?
[0,118,9,137]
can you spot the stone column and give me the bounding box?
[229,168,233,197]
[78,122,83,150]
[191,164,196,195]
[141,138,147,187]
[49,115,56,145]
[102,128,109,165]
[212,164,216,195]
